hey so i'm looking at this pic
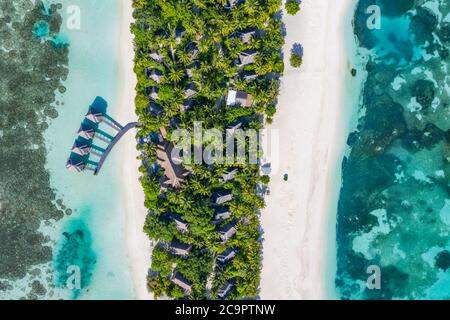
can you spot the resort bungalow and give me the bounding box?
[169,241,192,257]
[171,272,193,295]
[240,70,259,81]
[77,124,95,140]
[148,102,164,117]
[185,61,199,78]
[149,51,163,63]
[186,42,200,59]
[184,83,198,99]
[218,220,238,242]
[225,0,243,9]
[219,168,239,182]
[85,108,104,124]
[226,89,253,108]
[146,86,159,101]
[180,99,195,112]
[236,50,257,67]
[175,26,185,44]
[226,120,245,138]
[156,139,190,189]
[155,29,169,39]
[170,116,182,130]
[217,248,238,264]
[214,207,232,222]
[212,190,233,205]
[66,158,86,173]
[71,139,91,156]
[218,281,234,299]
[169,213,189,233]
[216,42,224,56]
[145,67,164,84]
[232,28,257,43]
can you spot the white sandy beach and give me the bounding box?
[113,0,357,301]
[116,0,153,300]
[260,0,358,299]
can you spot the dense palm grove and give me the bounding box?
[131,0,284,299]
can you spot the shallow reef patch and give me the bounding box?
[0,0,69,298]
[53,216,96,299]
[336,0,450,299]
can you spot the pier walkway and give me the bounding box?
[94,122,140,175]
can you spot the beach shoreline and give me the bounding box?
[116,0,153,300]
[324,0,362,300]
[260,0,358,299]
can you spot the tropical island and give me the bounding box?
[131,0,285,299]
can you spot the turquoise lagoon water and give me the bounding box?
[42,0,135,299]
[336,0,450,299]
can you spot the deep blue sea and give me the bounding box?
[336,0,450,299]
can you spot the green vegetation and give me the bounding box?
[285,0,300,16]
[132,0,284,299]
[290,52,303,68]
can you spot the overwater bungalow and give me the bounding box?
[149,51,163,62]
[171,272,192,295]
[71,139,91,156]
[184,83,198,99]
[145,67,164,84]
[212,190,233,205]
[146,86,159,101]
[217,248,237,264]
[236,49,257,67]
[85,108,104,124]
[218,281,234,299]
[66,158,86,173]
[169,213,189,233]
[156,139,189,189]
[218,220,238,242]
[214,206,232,222]
[169,241,192,257]
[226,89,254,108]
[219,168,239,182]
[77,124,95,140]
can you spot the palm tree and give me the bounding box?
[189,178,211,196]
[177,50,192,65]
[166,67,184,83]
